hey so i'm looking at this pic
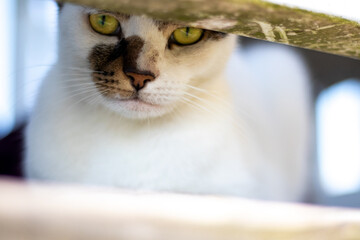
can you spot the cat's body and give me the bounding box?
[25,4,311,201]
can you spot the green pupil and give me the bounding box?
[100,15,106,26]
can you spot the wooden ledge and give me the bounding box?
[0,178,359,240]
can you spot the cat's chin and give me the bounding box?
[102,97,172,119]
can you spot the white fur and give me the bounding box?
[25,4,312,201]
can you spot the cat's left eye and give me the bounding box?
[171,27,204,46]
[89,14,120,35]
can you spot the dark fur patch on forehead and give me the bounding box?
[207,31,228,40]
[123,36,145,72]
[88,36,158,97]
[107,39,127,63]
[88,36,146,74]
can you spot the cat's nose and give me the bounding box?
[125,70,155,91]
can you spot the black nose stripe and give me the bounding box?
[107,38,127,62]
[123,35,145,71]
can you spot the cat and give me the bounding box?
[24,3,312,201]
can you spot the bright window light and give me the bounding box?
[0,0,16,138]
[24,0,58,112]
[316,80,360,196]
[269,0,360,22]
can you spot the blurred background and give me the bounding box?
[0,0,359,207]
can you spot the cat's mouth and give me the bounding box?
[118,97,159,108]
[100,90,174,119]
[105,95,163,115]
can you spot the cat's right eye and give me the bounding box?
[171,27,204,46]
[89,14,120,35]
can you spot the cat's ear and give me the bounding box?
[55,0,64,10]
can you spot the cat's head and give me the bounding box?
[57,4,236,119]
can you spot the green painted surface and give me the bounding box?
[61,0,360,59]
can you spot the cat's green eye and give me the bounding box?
[89,14,120,35]
[172,27,204,45]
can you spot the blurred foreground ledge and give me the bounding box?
[61,0,360,60]
[0,178,359,240]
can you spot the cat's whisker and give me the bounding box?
[180,95,251,141]
[88,89,108,106]
[31,92,99,131]
[57,66,103,73]
[24,64,56,69]
[79,88,102,105]
[19,74,91,93]
[29,89,98,121]
[64,90,100,101]
[59,82,95,89]
[57,77,93,83]
[185,85,235,110]
[146,116,152,131]
[55,76,94,83]
[177,98,198,113]
[177,99,202,116]
[185,83,255,121]
[179,97,226,125]
[182,91,239,120]
[56,82,94,88]
[185,84,233,107]
[60,85,95,91]
[59,82,96,92]
[65,90,101,111]
[180,97,214,115]
[18,76,93,105]
[184,84,209,93]
[55,74,92,78]
[22,66,95,76]
[55,87,98,106]
[169,107,184,120]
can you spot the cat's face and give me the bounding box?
[57,4,236,119]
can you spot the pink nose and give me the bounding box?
[125,71,155,91]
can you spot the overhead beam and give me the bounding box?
[59,0,360,60]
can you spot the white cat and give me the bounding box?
[25,3,312,201]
